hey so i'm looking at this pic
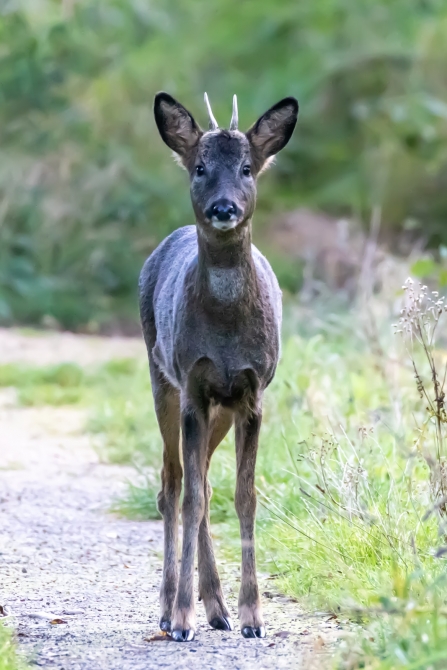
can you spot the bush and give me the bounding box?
[1,0,447,327]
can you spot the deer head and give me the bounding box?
[154,92,299,234]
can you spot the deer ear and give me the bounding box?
[154,92,202,164]
[246,97,298,172]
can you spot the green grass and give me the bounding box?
[109,472,161,520]
[0,622,27,670]
[0,362,86,406]
[83,294,447,667]
[339,612,447,669]
[0,358,138,409]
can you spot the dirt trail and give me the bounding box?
[0,329,339,669]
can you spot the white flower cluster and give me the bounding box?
[394,277,446,341]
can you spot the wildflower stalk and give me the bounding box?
[395,278,447,513]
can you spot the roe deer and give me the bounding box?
[139,91,298,642]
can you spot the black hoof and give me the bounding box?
[241,626,266,639]
[171,628,195,642]
[210,615,233,631]
[159,618,171,633]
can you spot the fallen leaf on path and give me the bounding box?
[50,618,68,625]
[314,635,325,649]
[144,632,172,642]
[274,630,291,639]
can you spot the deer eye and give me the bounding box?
[195,165,205,176]
[242,165,251,177]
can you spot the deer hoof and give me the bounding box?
[159,618,171,633]
[210,615,233,631]
[171,628,195,642]
[241,626,266,639]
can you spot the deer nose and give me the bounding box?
[210,200,237,222]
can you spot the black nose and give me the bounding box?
[209,200,237,222]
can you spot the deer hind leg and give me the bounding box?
[235,407,265,638]
[151,368,182,633]
[198,407,234,631]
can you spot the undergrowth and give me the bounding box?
[0,621,27,670]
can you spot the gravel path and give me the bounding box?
[0,332,340,669]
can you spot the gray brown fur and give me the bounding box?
[139,92,298,642]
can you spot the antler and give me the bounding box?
[229,94,238,130]
[204,92,218,130]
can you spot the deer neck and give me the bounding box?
[196,223,258,311]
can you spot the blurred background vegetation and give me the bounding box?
[3,3,447,666]
[1,0,447,330]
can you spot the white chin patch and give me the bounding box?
[211,216,238,232]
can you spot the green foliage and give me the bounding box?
[411,248,447,288]
[1,0,447,327]
[268,255,305,295]
[110,473,161,520]
[0,358,137,407]
[0,622,27,670]
[87,358,160,463]
[342,611,447,668]
[0,362,86,405]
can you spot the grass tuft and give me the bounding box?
[110,472,161,520]
[0,622,27,670]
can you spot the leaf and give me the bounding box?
[411,259,436,279]
[50,618,68,625]
[144,632,172,642]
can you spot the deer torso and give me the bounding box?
[140,226,282,403]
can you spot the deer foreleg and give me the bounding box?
[235,407,265,638]
[170,404,208,642]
